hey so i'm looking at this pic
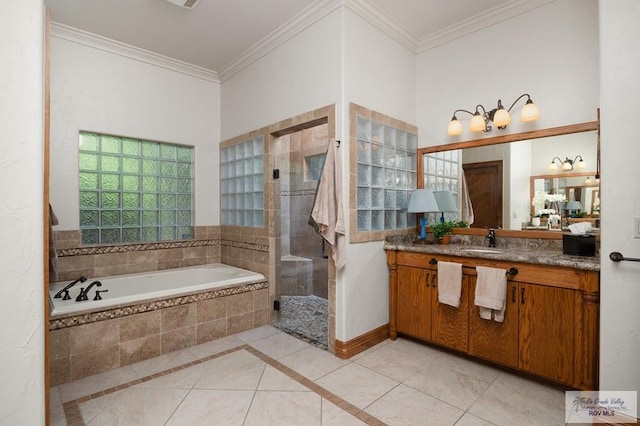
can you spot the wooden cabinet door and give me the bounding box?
[519,283,574,384]
[468,278,519,368]
[431,273,469,352]
[396,265,432,341]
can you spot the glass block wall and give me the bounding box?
[78,132,194,244]
[422,150,461,223]
[356,116,417,232]
[220,137,264,227]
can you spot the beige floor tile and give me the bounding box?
[386,336,447,359]
[279,346,350,380]
[49,386,66,426]
[355,344,440,382]
[366,383,464,426]
[316,363,399,409]
[257,365,309,391]
[454,412,498,426]
[128,346,197,377]
[249,331,310,359]
[403,352,500,410]
[187,335,244,359]
[244,390,321,426]
[468,371,566,426]
[58,365,138,402]
[233,325,282,343]
[165,389,254,425]
[350,338,392,361]
[134,359,213,389]
[194,349,266,390]
[79,387,188,425]
[321,398,367,425]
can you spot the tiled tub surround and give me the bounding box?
[49,279,270,386]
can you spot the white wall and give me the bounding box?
[0,1,45,424]
[599,0,640,392]
[220,10,342,140]
[49,35,221,229]
[417,0,599,147]
[338,9,416,340]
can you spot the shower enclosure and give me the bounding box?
[274,124,329,348]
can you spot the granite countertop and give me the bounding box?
[384,237,600,271]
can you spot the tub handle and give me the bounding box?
[94,289,109,301]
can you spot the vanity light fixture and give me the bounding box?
[447,93,540,136]
[548,155,587,171]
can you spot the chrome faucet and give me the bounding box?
[54,277,87,300]
[75,280,102,302]
[486,228,497,248]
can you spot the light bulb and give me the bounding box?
[447,118,462,136]
[493,108,511,128]
[469,114,486,132]
[521,101,540,122]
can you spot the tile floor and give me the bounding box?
[50,325,569,425]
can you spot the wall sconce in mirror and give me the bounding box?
[447,93,540,136]
[548,155,586,171]
[584,175,600,185]
[407,189,440,243]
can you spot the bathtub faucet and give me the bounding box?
[75,280,102,302]
[54,276,87,300]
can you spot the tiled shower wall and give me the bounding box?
[52,226,222,282]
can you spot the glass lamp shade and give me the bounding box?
[469,114,486,132]
[493,108,511,128]
[562,161,573,171]
[575,159,587,169]
[520,101,540,122]
[447,118,463,136]
[548,162,559,170]
[585,176,592,185]
[407,189,440,213]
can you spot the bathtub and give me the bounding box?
[49,263,266,317]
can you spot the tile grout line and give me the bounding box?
[60,342,389,426]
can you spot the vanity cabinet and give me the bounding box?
[387,249,599,390]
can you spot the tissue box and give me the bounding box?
[563,234,596,256]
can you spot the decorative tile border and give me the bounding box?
[62,344,388,426]
[220,239,269,253]
[281,189,317,197]
[49,280,269,330]
[57,239,220,257]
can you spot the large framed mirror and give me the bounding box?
[417,121,599,238]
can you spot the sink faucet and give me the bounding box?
[486,228,497,248]
[75,280,102,302]
[54,276,87,300]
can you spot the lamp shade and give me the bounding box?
[520,101,540,122]
[447,118,463,136]
[433,191,457,212]
[469,114,486,132]
[566,201,582,210]
[407,189,440,213]
[493,108,511,128]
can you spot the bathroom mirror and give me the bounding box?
[417,121,599,238]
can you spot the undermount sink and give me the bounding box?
[461,248,504,254]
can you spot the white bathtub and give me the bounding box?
[49,263,266,317]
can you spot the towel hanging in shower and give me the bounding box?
[310,137,346,270]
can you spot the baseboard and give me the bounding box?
[334,323,389,359]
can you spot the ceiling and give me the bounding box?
[45,0,515,74]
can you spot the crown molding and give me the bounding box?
[417,0,555,53]
[50,22,219,83]
[218,0,343,82]
[342,0,418,53]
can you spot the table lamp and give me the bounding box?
[433,190,457,223]
[566,200,582,217]
[407,189,440,243]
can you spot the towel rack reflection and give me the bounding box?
[609,252,640,262]
[428,258,518,276]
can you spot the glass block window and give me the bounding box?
[422,149,461,223]
[78,132,194,245]
[220,137,264,227]
[355,115,417,233]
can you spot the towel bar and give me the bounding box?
[428,258,518,276]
